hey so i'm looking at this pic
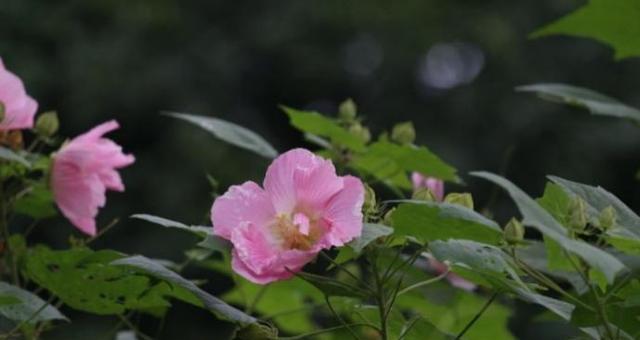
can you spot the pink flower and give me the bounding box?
[0,58,38,130]
[411,172,444,201]
[412,172,476,291]
[51,121,135,236]
[212,148,364,284]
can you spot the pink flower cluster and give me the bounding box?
[412,172,476,291]
[212,149,364,284]
[0,58,134,236]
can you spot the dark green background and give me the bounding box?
[1,0,639,339]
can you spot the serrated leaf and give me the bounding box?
[164,112,278,159]
[282,106,366,152]
[472,171,626,283]
[349,223,393,253]
[25,248,190,316]
[112,255,257,325]
[531,0,640,60]
[351,141,458,187]
[391,201,502,245]
[0,282,67,323]
[517,84,640,124]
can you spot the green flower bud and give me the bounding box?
[444,192,474,210]
[598,206,617,231]
[412,188,438,202]
[504,218,525,245]
[363,183,377,215]
[568,196,588,231]
[235,323,278,340]
[338,98,357,122]
[348,123,371,143]
[35,111,59,137]
[391,121,416,145]
[383,207,396,226]
[0,102,5,123]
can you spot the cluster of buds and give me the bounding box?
[338,99,371,143]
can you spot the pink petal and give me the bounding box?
[317,176,364,248]
[264,148,342,213]
[211,181,275,240]
[411,172,444,201]
[0,60,38,130]
[446,273,477,291]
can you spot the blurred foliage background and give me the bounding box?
[1,0,640,339]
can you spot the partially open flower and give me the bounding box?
[211,148,364,284]
[0,58,38,130]
[411,172,444,201]
[51,121,135,236]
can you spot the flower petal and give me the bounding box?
[317,176,364,248]
[211,181,275,240]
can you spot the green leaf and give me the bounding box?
[223,278,323,334]
[282,106,366,152]
[25,247,190,316]
[471,171,626,283]
[14,182,56,219]
[391,202,502,245]
[548,176,640,254]
[164,112,278,159]
[531,0,640,60]
[517,84,640,124]
[349,223,393,253]
[112,255,257,325]
[351,141,458,187]
[0,146,30,167]
[131,214,211,236]
[0,282,67,323]
[398,315,452,340]
[294,271,370,299]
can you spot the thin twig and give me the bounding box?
[455,292,498,340]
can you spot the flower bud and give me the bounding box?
[35,111,59,137]
[568,196,588,231]
[391,121,416,145]
[444,193,474,210]
[412,187,438,202]
[504,218,525,245]
[598,206,617,231]
[363,183,377,215]
[348,123,371,143]
[236,323,278,340]
[338,98,357,122]
[383,207,396,226]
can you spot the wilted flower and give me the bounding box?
[0,58,38,130]
[51,121,135,236]
[412,171,476,291]
[212,148,364,284]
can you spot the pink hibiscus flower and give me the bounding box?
[212,148,364,284]
[0,58,38,130]
[51,121,135,236]
[412,171,476,291]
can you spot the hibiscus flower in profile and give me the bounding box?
[0,58,38,130]
[412,172,476,291]
[212,148,364,284]
[51,121,135,236]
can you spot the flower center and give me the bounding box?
[274,212,322,251]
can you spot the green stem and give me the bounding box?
[0,186,18,287]
[325,295,361,340]
[278,323,378,340]
[371,254,388,340]
[318,251,374,292]
[396,269,449,296]
[246,285,269,315]
[455,292,498,340]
